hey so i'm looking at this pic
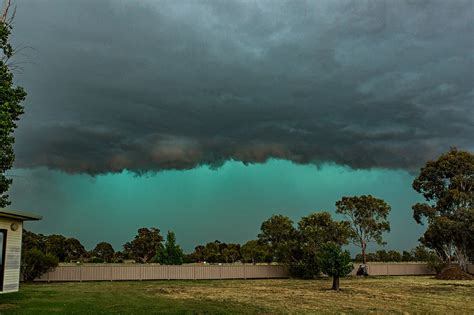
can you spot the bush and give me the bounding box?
[88,257,105,263]
[21,248,58,282]
[427,255,448,274]
[289,262,320,279]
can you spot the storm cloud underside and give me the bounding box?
[12,0,474,174]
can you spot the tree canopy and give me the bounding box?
[92,242,115,263]
[336,195,391,264]
[412,148,474,270]
[0,8,26,207]
[154,231,184,265]
[318,242,353,290]
[123,228,164,263]
[258,214,297,263]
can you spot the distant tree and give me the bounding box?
[375,250,389,262]
[22,230,46,252]
[402,251,413,262]
[112,251,124,263]
[241,240,272,264]
[64,238,86,262]
[154,231,184,265]
[295,212,351,278]
[336,195,391,264]
[92,242,115,263]
[203,241,222,263]
[0,5,27,207]
[185,245,206,263]
[258,215,298,263]
[412,148,474,271]
[123,228,164,263]
[221,243,241,263]
[45,234,67,262]
[411,245,434,262]
[21,248,58,282]
[318,243,353,291]
[387,250,402,262]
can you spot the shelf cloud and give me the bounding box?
[12,0,474,174]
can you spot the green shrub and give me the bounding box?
[427,255,448,274]
[21,248,58,282]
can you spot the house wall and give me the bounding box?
[0,217,23,293]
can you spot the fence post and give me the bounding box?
[244,264,246,280]
[167,265,170,280]
[110,265,113,281]
[193,265,196,280]
[80,265,83,282]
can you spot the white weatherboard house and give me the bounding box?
[0,209,41,293]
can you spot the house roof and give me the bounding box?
[0,209,42,221]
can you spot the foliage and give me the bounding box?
[221,243,241,263]
[240,240,272,264]
[64,237,87,262]
[153,231,184,265]
[318,242,353,290]
[412,148,474,270]
[292,211,351,278]
[112,251,124,263]
[22,230,46,252]
[203,241,222,263]
[185,245,206,263]
[336,195,391,264]
[44,234,67,261]
[427,255,448,274]
[123,228,164,263]
[185,241,243,264]
[258,214,298,263]
[0,18,26,207]
[92,242,115,263]
[402,250,413,262]
[21,248,58,282]
[22,230,86,263]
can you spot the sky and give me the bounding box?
[5,0,474,252]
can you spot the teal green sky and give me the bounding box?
[9,160,425,254]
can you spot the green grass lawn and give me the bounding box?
[0,276,472,314]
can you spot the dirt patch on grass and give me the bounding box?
[436,266,473,280]
[0,303,16,310]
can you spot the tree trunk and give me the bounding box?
[332,276,340,290]
[361,241,367,264]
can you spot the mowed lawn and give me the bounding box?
[0,276,472,314]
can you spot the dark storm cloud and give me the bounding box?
[12,0,474,174]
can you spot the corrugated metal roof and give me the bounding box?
[0,209,42,221]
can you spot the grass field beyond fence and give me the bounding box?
[0,276,472,314]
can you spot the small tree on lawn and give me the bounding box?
[295,211,351,278]
[336,195,391,265]
[318,242,353,291]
